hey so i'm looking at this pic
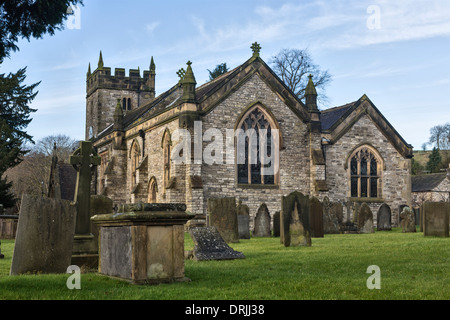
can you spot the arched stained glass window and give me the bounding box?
[236,105,279,185]
[349,146,382,198]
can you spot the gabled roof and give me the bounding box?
[412,173,447,192]
[195,55,310,121]
[321,94,413,158]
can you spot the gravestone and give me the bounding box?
[253,203,271,237]
[377,203,392,231]
[422,202,449,237]
[238,215,250,239]
[281,191,311,247]
[398,204,408,227]
[273,211,280,237]
[400,207,416,233]
[189,226,245,261]
[207,197,239,243]
[322,197,340,234]
[69,141,101,268]
[309,197,324,237]
[236,200,250,216]
[358,203,374,233]
[10,194,77,275]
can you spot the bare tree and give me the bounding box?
[3,134,78,212]
[428,122,450,151]
[269,48,332,107]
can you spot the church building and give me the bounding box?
[86,43,413,226]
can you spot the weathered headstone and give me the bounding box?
[422,202,449,237]
[189,226,245,260]
[400,206,416,233]
[273,211,280,237]
[238,215,250,239]
[10,194,77,275]
[253,203,271,237]
[281,191,311,247]
[207,197,239,243]
[309,197,324,237]
[398,204,408,227]
[236,200,250,216]
[69,141,101,268]
[377,203,392,231]
[322,197,341,234]
[358,203,374,233]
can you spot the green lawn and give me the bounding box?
[0,228,448,300]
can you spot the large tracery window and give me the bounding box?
[349,146,382,198]
[236,105,279,186]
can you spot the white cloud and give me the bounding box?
[146,21,160,33]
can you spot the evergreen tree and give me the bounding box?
[426,147,442,173]
[207,63,229,81]
[0,69,39,207]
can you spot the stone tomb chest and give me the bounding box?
[91,202,193,284]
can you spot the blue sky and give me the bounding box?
[1,0,449,150]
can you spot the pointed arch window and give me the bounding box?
[130,140,140,190]
[349,146,382,198]
[148,177,158,203]
[236,105,280,186]
[162,129,171,189]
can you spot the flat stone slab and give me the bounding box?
[189,227,245,261]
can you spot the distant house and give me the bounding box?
[412,172,450,206]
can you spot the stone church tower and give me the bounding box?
[85,51,156,139]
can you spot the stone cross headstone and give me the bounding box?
[189,227,245,261]
[10,194,77,275]
[309,197,324,237]
[253,203,271,237]
[377,203,392,231]
[422,202,449,237]
[70,141,101,235]
[358,203,374,233]
[281,191,311,247]
[207,197,239,243]
[69,141,101,268]
[400,206,416,233]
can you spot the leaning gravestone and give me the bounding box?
[309,197,324,237]
[189,227,245,260]
[281,191,311,247]
[253,203,271,237]
[400,207,416,233]
[10,194,77,275]
[358,203,374,233]
[422,202,449,237]
[207,197,239,243]
[377,203,392,231]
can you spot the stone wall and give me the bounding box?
[322,114,411,226]
[200,73,311,218]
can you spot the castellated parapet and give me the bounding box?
[85,51,156,140]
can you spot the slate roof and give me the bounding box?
[320,102,356,131]
[411,173,447,192]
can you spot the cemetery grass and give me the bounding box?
[0,228,448,300]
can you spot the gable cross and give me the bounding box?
[70,141,101,235]
[251,42,261,57]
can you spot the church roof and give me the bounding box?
[320,102,356,131]
[411,173,447,192]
